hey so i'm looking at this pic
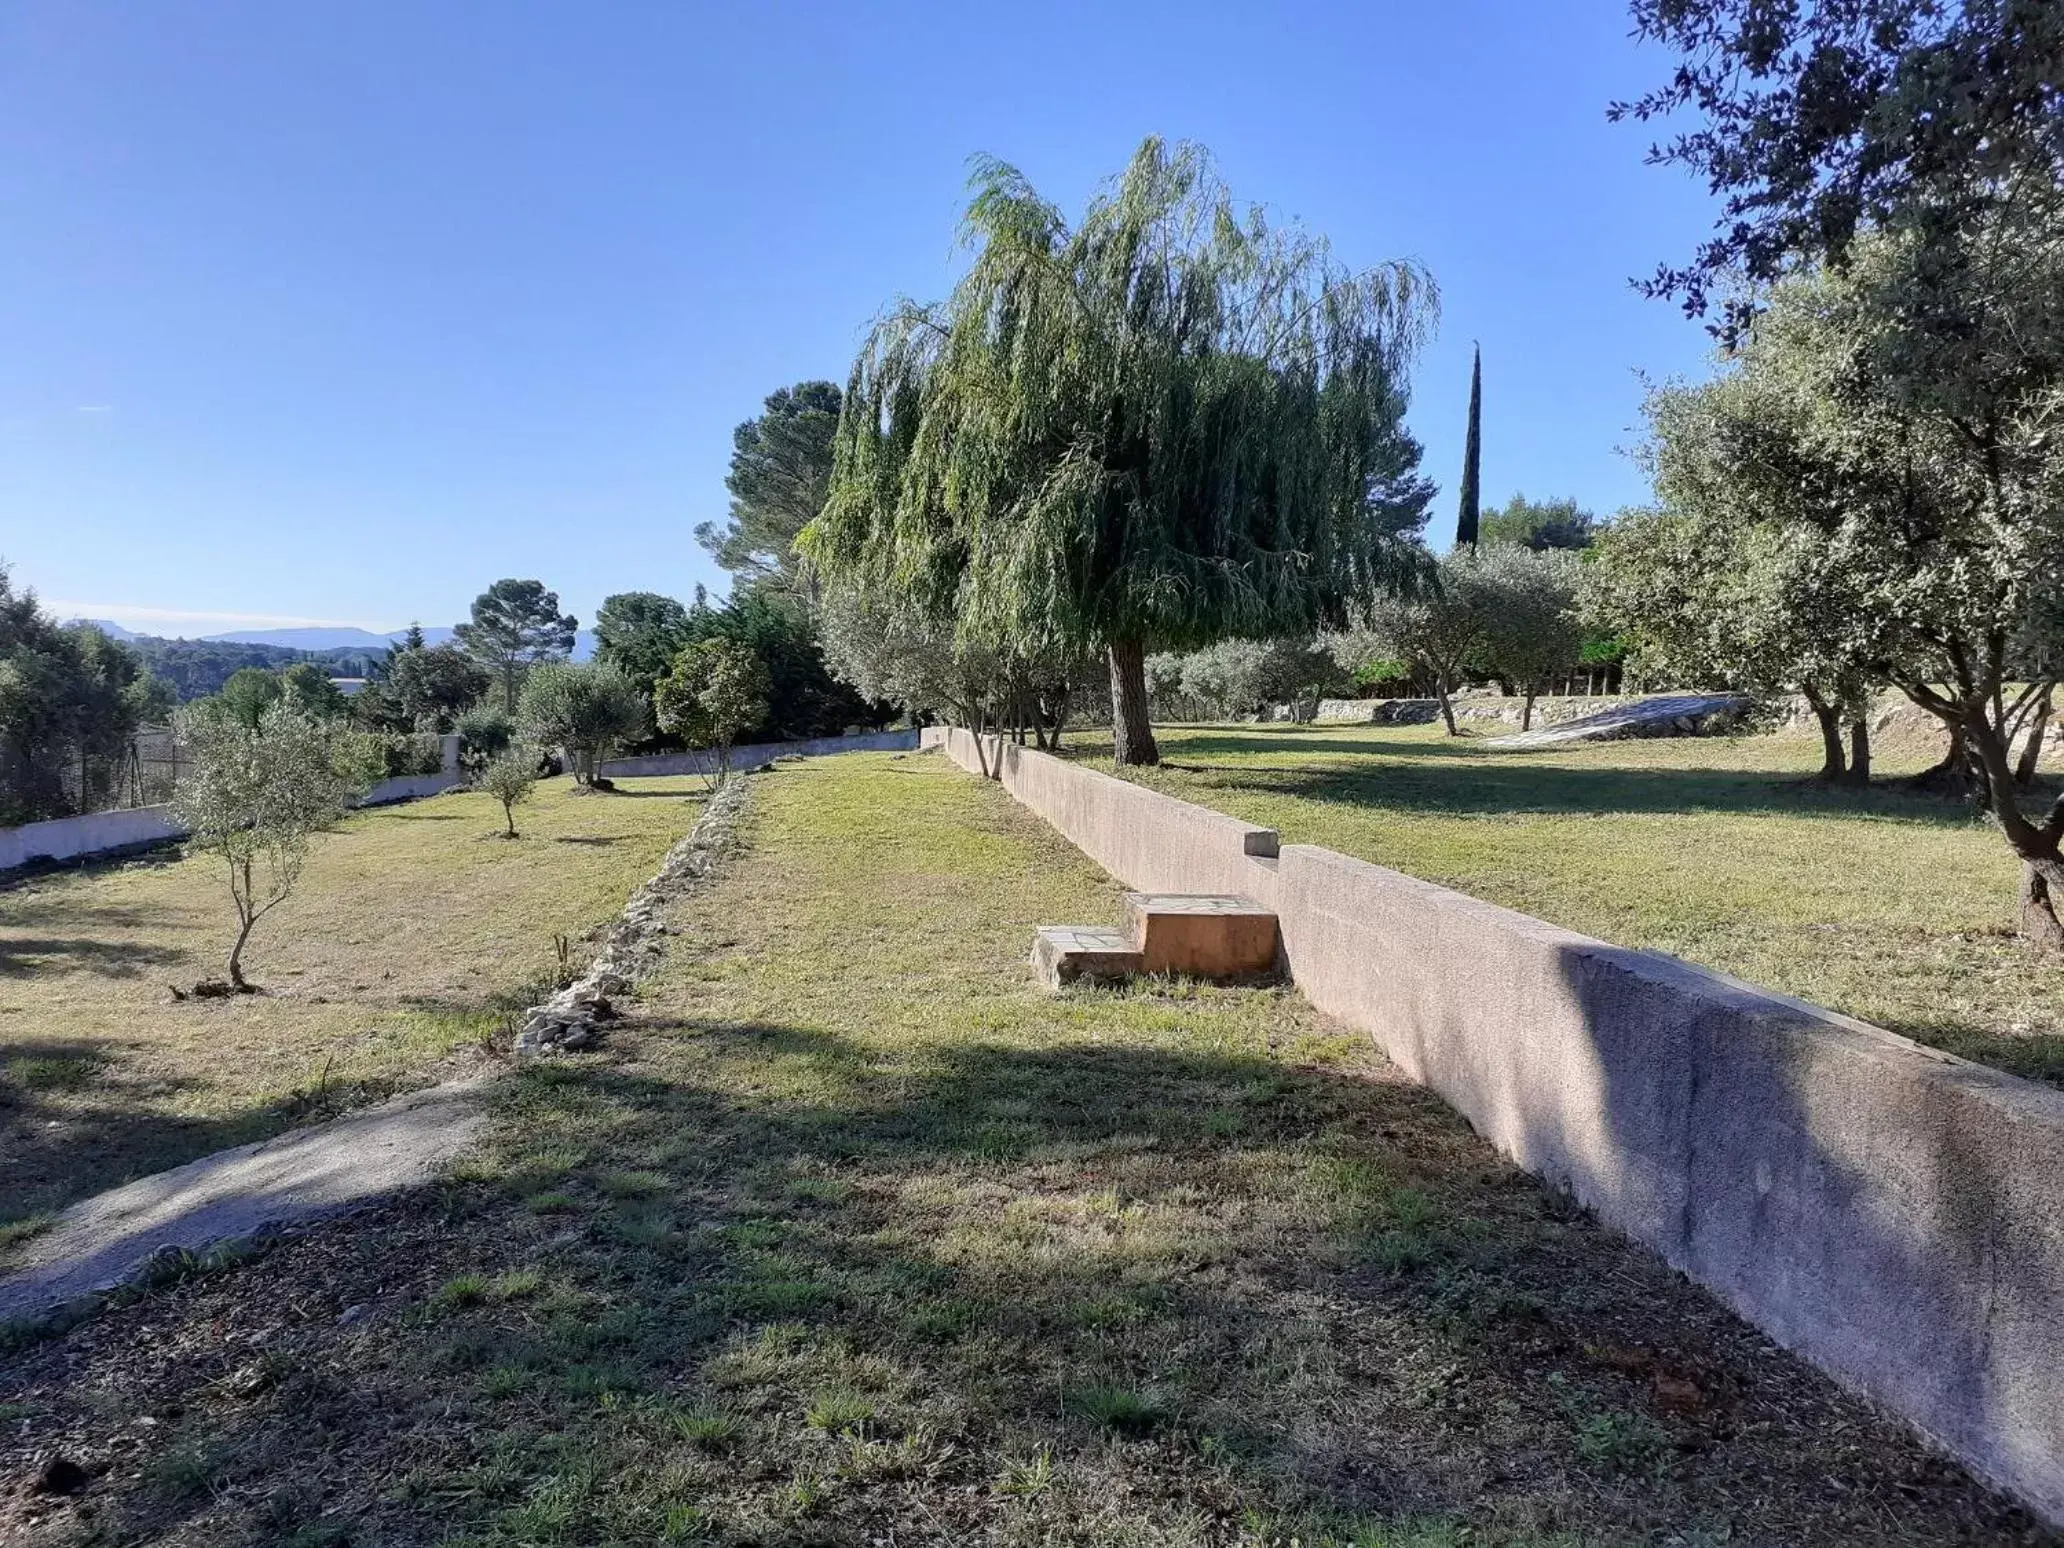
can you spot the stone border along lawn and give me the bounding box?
[1,751,2045,1547]
[0,776,708,1238]
[1080,718,2064,1086]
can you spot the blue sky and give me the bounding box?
[0,1,1721,638]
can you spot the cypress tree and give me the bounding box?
[1456,344,1482,548]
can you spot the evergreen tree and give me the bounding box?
[695,382,843,597]
[1456,344,1481,548]
[455,579,578,713]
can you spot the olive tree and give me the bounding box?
[1591,363,1890,783]
[1473,546,1585,730]
[817,582,1089,758]
[1336,548,1499,736]
[1624,228,2064,941]
[807,137,1436,767]
[653,638,772,787]
[172,699,369,991]
[479,746,539,838]
[517,662,648,787]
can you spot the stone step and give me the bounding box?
[1030,925,1144,989]
[1121,893,1279,977]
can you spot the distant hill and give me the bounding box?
[60,617,140,641]
[201,624,594,659]
[202,626,399,650]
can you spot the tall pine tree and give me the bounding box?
[1456,344,1481,548]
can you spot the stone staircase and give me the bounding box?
[1031,893,1279,988]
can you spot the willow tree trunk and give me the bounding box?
[1846,719,1871,786]
[1108,640,1160,767]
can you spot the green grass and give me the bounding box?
[0,753,2042,1546]
[1080,718,2064,1083]
[0,776,705,1224]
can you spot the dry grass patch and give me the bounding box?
[0,776,704,1223]
[0,753,2045,1546]
[1079,718,2064,1083]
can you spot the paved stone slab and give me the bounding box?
[1030,925,1143,989]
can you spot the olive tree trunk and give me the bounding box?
[1433,673,1460,737]
[2015,685,2053,788]
[1846,718,1871,786]
[1803,688,1846,781]
[1108,640,1160,767]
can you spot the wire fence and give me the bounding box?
[38,725,445,821]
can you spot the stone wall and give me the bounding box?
[922,725,2064,1524]
[1310,694,1690,729]
[599,728,919,780]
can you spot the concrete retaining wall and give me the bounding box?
[923,725,2064,1523]
[601,728,919,780]
[0,765,468,875]
[0,805,188,872]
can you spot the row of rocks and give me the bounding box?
[513,775,752,1055]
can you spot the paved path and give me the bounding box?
[1483,692,1749,748]
[0,1076,494,1324]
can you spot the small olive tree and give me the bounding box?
[1336,548,1498,735]
[172,699,369,991]
[517,662,648,786]
[654,638,773,788]
[1474,546,1585,730]
[479,745,539,837]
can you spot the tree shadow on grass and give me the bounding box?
[1146,739,1989,828]
[11,1016,2047,1545]
[0,1038,402,1226]
[0,936,188,978]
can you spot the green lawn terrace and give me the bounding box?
[0,751,2044,1545]
[1073,715,2064,1086]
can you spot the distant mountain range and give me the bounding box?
[64,619,594,660]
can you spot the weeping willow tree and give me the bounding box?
[803,137,1438,765]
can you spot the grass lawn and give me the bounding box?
[0,752,2043,1546]
[0,776,705,1231]
[1072,719,2064,1085]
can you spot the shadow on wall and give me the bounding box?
[1511,938,2064,1524]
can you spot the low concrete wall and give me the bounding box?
[601,728,919,780]
[0,767,468,875]
[0,805,187,872]
[922,727,2064,1523]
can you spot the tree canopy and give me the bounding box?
[806,136,1438,764]
[456,579,578,712]
[1479,495,1599,551]
[594,591,693,698]
[517,662,648,786]
[1614,0,2064,335]
[696,382,843,596]
[0,572,173,823]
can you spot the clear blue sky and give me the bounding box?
[0,1,1720,638]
